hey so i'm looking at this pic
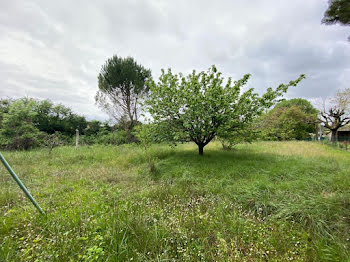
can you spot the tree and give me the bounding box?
[319,88,350,142]
[322,0,350,40]
[95,56,151,136]
[258,98,318,141]
[43,131,65,154]
[146,65,305,155]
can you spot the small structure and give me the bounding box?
[337,125,350,142]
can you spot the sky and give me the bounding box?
[0,0,349,121]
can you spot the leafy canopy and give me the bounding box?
[146,65,305,155]
[0,97,104,149]
[0,98,43,150]
[274,98,318,115]
[34,99,88,136]
[322,0,350,26]
[258,98,318,141]
[322,0,350,40]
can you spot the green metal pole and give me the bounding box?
[0,152,45,215]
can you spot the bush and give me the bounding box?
[0,99,44,150]
[0,97,147,150]
[79,130,129,146]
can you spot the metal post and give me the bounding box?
[0,152,45,215]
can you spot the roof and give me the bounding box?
[338,125,350,132]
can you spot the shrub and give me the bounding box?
[134,124,156,173]
[0,99,44,150]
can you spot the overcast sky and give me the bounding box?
[0,0,349,120]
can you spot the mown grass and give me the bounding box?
[0,141,349,261]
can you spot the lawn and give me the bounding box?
[0,141,349,261]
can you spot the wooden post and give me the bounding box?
[75,129,79,149]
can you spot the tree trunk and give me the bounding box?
[198,144,204,155]
[331,130,337,143]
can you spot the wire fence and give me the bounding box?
[305,137,350,151]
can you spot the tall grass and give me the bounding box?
[0,141,349,261]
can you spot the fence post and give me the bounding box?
[75,129,79,149]
[0,152,45,215]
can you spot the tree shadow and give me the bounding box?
[151,144,338,184]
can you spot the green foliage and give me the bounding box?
[134,124,154,149]
[274,98,319,114]
[0,98,44,150]
[146,65,305,155]
[258,98,318,141]
[96,55,151,133]
[0,97,127,150]
[1,97,89,138]
[84,120,103,136]
[81,130,128,146]
[217,124,257,150]
[322,0,350,26]
[1,142,349,261]
[34,99,88,136]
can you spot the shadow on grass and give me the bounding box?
[151,144,329,183]
[144,144,350,251]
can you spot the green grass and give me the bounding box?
[0,141,349,261]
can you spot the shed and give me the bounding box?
[337,125,350,142]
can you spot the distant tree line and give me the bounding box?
[0,95,319,152]
[0,97,133,150]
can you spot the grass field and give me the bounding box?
[0,141,349,261]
